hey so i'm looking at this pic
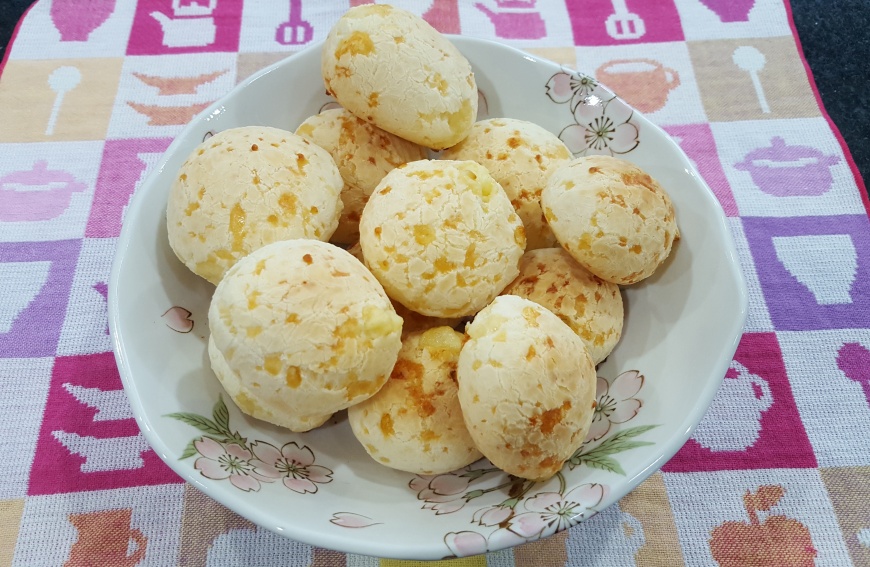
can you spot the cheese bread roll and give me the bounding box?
[322,4,477,149]
[208,239,402,432]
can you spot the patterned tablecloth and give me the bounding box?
[1,0,869,565]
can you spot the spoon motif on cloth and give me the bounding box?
[733,46,770,114]
[46,66,82,136]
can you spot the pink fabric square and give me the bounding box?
[127,0,242,55]
[86,138,172,239]
[566,0,684,46]
[663,123,738,216]
[28,353,182,496]
[663,333,817,472]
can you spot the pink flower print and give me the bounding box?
[444,530,489,557]
[411,472,473,515]
[444,528,527,557]
[560,95,639,156]
[508,483,606,539]
[546,69,639,157]
[250,441,333,494]
[587,370,644,442]
[329,512,381,529]
[447,484,607,556]
[545,71,599,111]
[473,503,514,527]
[194,437,266,492]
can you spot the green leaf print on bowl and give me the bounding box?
[166,396,334,493]
[567,424,658,475]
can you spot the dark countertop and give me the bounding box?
[789,0,869,193]
[1,0,867,189]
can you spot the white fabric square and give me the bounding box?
[728,217,774,333]
[0,261,50,335]
[205,526,312,566]
[13,484,184,567]
[239,0,346,54]
[663,468,851,566]
[711,117,864,218]
[8,0,138,60]
[106,53,238,140]
[0,358,53,499]
[56,239,118,356]
[672,0,791,41]
[571,41,708,126]
[0,141,103,243]
[777,329,870,468]
[458,0,576,48]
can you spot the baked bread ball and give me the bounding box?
[501,248,623,364]
[348,326,482,474]
[321,4,477,149]
[208,239,402,432]
[295,109,427,244]
[359,159,525,318]
[541,155,677,285]
[442,118,573,250]
[346,241,461,336]
[457,295,596,481]
[167,126,343,285]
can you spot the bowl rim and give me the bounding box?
[109,35,748,559]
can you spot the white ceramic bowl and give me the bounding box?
[109,37,747,560]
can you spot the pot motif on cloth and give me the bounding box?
[735,137,840,197]
[0,161,86,222]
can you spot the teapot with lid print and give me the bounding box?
[735,136,840,197]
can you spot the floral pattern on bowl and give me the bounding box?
[546,70,640,156]
[166,368,657,554]
[407,371,657,557]
[329,512,382,529]
[111,36,748,560]
[168,396,333,494]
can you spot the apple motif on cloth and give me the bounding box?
[710,485,817,567]
[162,306,194,333]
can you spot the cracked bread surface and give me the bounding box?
[167,126,343,285]
[208,239,402,432]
